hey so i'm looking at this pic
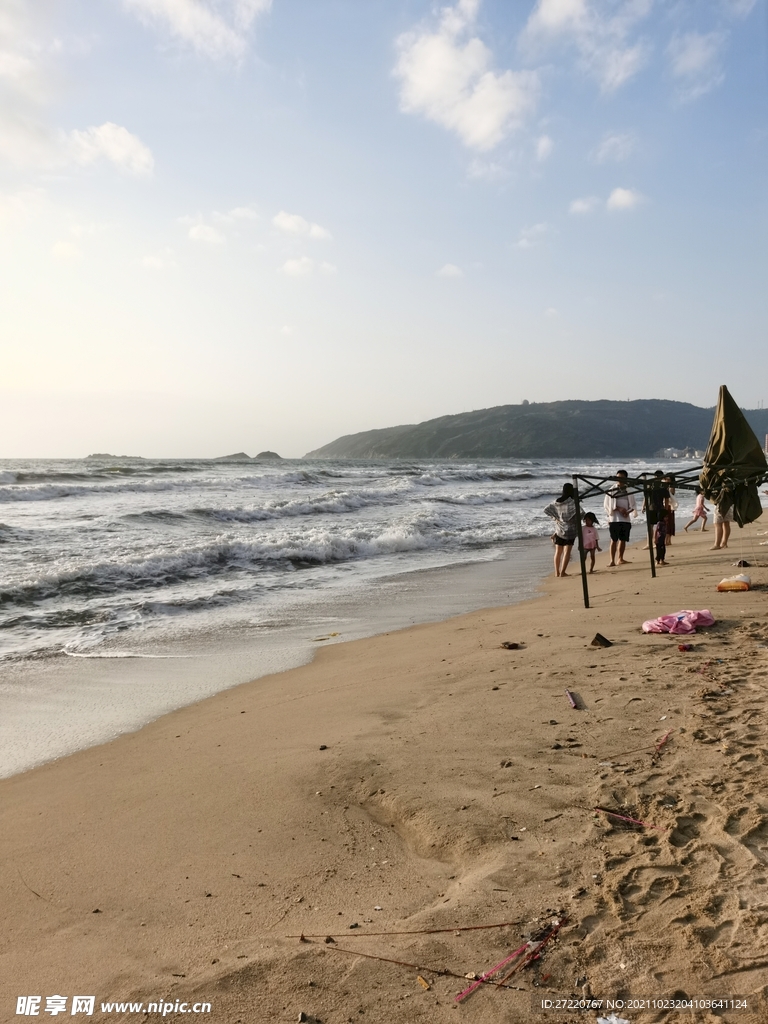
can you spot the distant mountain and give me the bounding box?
[86,453,143,460]
[213,451,282,461]
[304,400,768,460]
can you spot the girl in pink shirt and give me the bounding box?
[582,512,601,573]
[684,488,709,532]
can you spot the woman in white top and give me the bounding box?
[544,483,578,577]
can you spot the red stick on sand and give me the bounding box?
[454,943,528,1003]
[654,729,673,754]
[564,689,577,708]
[594,806,667,831]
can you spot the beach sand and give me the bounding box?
[2,527,768,1023]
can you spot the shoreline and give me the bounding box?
[0,538,552,779]
[2,525,768,1022]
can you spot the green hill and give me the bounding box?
[305,400,768,460]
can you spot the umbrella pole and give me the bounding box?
[572,475,589,609]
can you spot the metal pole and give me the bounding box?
[572,475,590,609]
[643,483,656,578]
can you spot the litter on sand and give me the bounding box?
[594,806,667,831]
[598,1014,630,1024]
[717,574,751,592]
[501,641,521,649]
[454,943,529,1002]
[591,633,612,648]
[642,609,715,634]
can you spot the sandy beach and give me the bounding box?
[2,525,768,1024]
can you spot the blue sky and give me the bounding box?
[1,0,766,457]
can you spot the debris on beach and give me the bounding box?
[717,574,751,591]
[642,609,715,634]
[594,805,666,831]
[591,633,612,647]
[501,641,522,649]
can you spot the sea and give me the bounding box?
[0,455,699,777]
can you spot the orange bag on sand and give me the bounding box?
[717,574,751,592]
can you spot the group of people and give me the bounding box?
[543,470,728,578]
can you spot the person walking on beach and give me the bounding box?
[642,471,670,551]
[684,488,709,532]
[711,506,734,550]
[604,470,636,567]
[654,515,669,566]
[582,512,601,574]
[663,474,677,545]
[544,483,578,577]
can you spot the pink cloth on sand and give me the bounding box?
[641,609,715,634]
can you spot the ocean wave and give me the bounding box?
[433,488,553,505]
[122,487,407,525]
[0,467,359,502]
[0,512,524,606]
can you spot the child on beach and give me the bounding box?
[582,512,601,573]
[654,515,668,566]
[684,488,709,532]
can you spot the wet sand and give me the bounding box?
[2,526,767,1023]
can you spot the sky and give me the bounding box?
[1,0,766,458]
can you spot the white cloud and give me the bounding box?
[522,0,652,93]
[466,157,508,181]
[189,223,225,243]
[724,0,756,17]
[123,0,271,60]
[272,210,332,240]
[667,31,725,102]
[516,222,549,248]
[0,8,160,180]
[606,186,643,210]
[0,4,58,169]
[536,134,554,161]
[51,240,82,261]
[544,306,559,318]
[319,261,337,275]
[569,196,599,214]
[593,131,635,162]
[228,205,259,221]
[0,186,46,222]
[280,256,314,276]
[394,0,539,151]
[69,122,154,176]
[437,263,464,277]
[280,325,293,335]
[211,204,260,225]
[141,247,177,270]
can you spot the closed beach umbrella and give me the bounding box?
[699,385,767,526]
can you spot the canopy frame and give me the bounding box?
[571,465,768,609]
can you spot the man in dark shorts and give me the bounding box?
[642,470,671,550]
[604,470,636,566]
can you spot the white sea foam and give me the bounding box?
[0,454,667,662]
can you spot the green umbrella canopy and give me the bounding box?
[699,385,767,526]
